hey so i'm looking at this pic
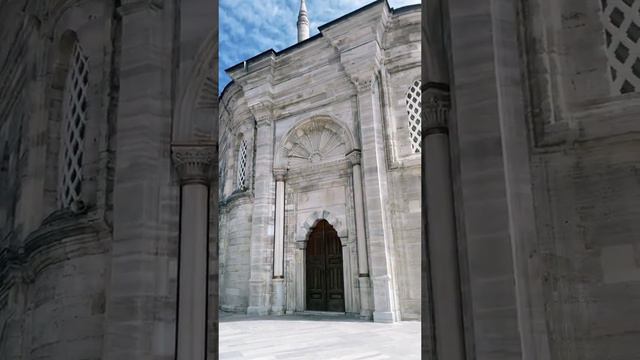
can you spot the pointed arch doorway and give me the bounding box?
[306,219,346,312]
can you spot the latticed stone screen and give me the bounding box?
[406,80,422,153]
[237,139,248,190]
[59,42,89,208]
[601,0,640,94]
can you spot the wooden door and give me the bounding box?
[305,220,345,312]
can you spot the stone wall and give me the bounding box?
[440,0,640,358]
[522,0,640,358]
[0,1,116,358]
[0,0,217,358]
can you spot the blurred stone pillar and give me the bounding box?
[172,145,215,360]
[422,0,467,358]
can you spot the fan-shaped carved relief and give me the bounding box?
[282,118,348,168]
[196,72,217,109]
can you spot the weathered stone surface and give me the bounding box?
[0,0,217,359]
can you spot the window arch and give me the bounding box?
[58,41,89,208]
[237,138,248,190]
[406,80,422,153]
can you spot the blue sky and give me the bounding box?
[219,0,420,93]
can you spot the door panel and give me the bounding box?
[305,220,345,312]
[306,226,326,311]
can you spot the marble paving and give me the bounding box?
[219,312,421,359]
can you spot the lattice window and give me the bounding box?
[58,42,89,208]
[237,139,248,190]
[601,0,640,94]
[406,80,422,153]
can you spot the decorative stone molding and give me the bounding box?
[346,149,362,167]
[273,168,288,181]
[171,145,216,185]
[423,82,451,133]
[117,0,163,16]
[296,209,347,242]
[279,117,351,168]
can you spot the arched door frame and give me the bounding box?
[305,219,345,312]
[294,212,358,315]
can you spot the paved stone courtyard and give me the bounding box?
[219,312,421,359]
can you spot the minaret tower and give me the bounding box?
[297,0,310,42]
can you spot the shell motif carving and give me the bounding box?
[283,119,347,168]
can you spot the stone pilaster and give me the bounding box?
[172,145,215,360]
[346,149,372,319]
[271,168,287,315]
[247,103,276,316]
[353,77,400,323]
[103,3,175,359]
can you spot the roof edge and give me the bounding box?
[222,1,420,81]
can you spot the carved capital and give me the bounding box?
[249,102,273,128]
[171,145,216,185]
[352,77,373,93]
[423,83,451,133]
[273,168,288,181]
[255,116,272,128]
[345,149,361,166]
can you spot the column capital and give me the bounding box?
[423,82,451,133]
[352,77,373,93]
[171,145,216,185]
[273,168,288,181]
[295,241,307,250]
[249,102,274,128]
[346,149,362,166]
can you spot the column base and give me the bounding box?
[358,276,373,320]
[246,306,270,316]
[248,279,270,316]
[270,278,285,315]
[373,310,398,323]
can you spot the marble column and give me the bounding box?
[247,104,275,316]
[172,145,215,360]
[271,168,287,315]
[346,149,372,319]
[423,0,466,355]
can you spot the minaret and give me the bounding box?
[297,0,309,42]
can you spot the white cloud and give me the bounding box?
[219,0,420,91]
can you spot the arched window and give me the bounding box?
[600,0,640,94]
[406,80,422,153]
[58,42,89,208]
[237,139,248,190]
